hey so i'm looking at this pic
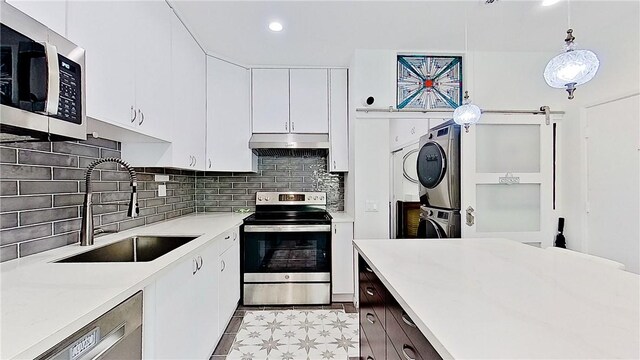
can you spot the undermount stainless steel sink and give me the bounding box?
[56,236,199,263]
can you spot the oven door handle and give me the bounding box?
[243,225,331,233]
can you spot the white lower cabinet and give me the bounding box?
[144,227,240,359]
[218,230,240,334]
[331,221,355,301]
[151,241,219,359]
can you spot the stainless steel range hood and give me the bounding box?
[249,133,329,156]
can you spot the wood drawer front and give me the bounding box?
[387,309,426,360]
[387,297,442,360]
[360,325,375,360]
[360,290,386,360]
[387,335,402,360]
[359,255,373,282]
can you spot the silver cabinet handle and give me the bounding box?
[233,232,237,240]
[198,255,203,269]
[285,122,288,131]
[221,259,226,271]
[188,156,193,166]
[365,266,373,273]
[366,313,375,324]
[333,160,336,169]
[366,287,375,296]
[402,344,417,360]
[208,159,212,168]
[292,121,295,131]
[334,226,337,235]
[225,235,231,240]
[138,109,144,125]
[131,106,137,123]
[366,357,374,360]
[401,312,417,328]
[193,258,198,275]
[193,156,197,167]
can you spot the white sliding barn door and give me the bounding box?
[461,114,556,246]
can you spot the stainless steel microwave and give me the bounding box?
[0,2,86,142]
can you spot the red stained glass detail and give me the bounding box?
[425,79,434,88]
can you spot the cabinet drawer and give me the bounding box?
[218,227,238,253]
[360,325,375,360]
[387,297,442,360]
[359,255,372,283]
[387,335,402,360]
[360,288,385,360]
[386,311,424,360]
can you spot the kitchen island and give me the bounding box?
[354,238,640,359]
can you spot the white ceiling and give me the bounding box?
[169,0,640,67]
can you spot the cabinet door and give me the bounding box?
[133,1,172,141]
[7,0,66,36]
[218,239,240,334]
[195,240,222,357]
[171,15,206,170]
[67,1,136,127]
[154,243,219,359]
[251,69,290,133]
[332,222,355,297]
[207,57,256,172]
[290,69,329,134]
[154,255,197,359]
[329,69,349,172]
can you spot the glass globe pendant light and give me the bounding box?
[453,91,482,133]
[543,1,599,99]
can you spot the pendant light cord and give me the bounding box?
[567,0,571,29]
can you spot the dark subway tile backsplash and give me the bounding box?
[0,139,344,262]
[0,138,197,262]
[196,155,344,213]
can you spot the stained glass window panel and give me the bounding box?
[397,55,463,110]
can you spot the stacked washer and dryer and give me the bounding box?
[416,120,462,238]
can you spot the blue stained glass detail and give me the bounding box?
[396,55,463,110]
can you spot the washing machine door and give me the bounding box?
[417,218,447,239]
[417,142,446,189]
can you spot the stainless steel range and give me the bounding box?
[241,191,331,305]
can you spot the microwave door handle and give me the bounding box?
[43,42,60,116]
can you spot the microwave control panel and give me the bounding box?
[53,55,82,124]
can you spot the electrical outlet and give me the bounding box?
[158,184,167,197]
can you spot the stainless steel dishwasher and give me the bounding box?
[36,291,143,360]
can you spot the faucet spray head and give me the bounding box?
[128,182,139,218]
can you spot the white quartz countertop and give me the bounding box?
[0,213,250,360]
[329,212,354,222]
[354,238,640,359]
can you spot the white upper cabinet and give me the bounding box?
[7,0,66,36]
[207,57,256,172]
[171,15,206,170]
[328,69,349,172]
[252,69,290,133]
[67,1,137,128]
[289,69,329,134]
[133,1,172,141]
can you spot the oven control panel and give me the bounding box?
[256,192,326,205]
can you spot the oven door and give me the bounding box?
[242,224,332,305]
[243,224,331,280]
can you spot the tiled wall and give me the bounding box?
[0,138,196,262]
[0,142,344,263]
[196,155,345,213]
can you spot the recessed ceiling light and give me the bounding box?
[542,0,561,6]
[268,22,283,32]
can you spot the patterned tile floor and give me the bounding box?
[212,304,359,360]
